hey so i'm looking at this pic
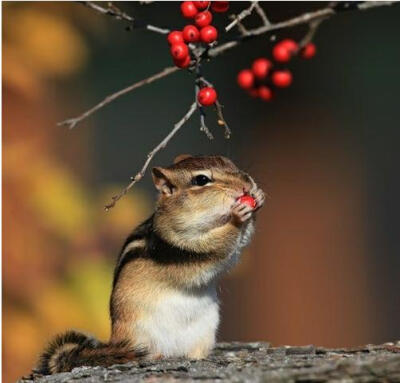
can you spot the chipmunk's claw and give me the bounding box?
[231,201,253,225]
[252,188,265,211]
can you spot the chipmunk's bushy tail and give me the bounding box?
[36,331,146,375]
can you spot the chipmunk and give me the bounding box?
[36,154,265,375]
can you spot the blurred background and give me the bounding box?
[3,1,400,382]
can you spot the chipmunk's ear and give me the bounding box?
[152,167,175,196]
[173,154,192,164]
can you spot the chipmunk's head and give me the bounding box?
[152,154,256,251]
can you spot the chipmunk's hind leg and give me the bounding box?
[36,330,146,375]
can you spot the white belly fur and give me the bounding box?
[134,286,219,357]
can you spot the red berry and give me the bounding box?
[193,1,210,9]
[251,58,272,79]
[167,31,184,45]
[181,1,198,18]
[211,1,229,12]
[272,70,292,88]
[182,25,200,42]
[258,85,273,101]
[170,42,189,60]
[200,25,218,44]
[280,39,298,53]
[174,55,191,68]
[272,44,291,63]
[238,195,257,209]
[237,69,254,89]
[301,42,316,59]
[197,87,217,106]
[195,10,213,28]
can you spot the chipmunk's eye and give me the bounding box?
[192,174,212,186]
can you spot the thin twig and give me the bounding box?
[228,14,249,36]
[195,84,214,140]
[146,24,170,34]
[215,101,231,139]
[208,2,395,58]
[58,66,179,129]
[254,2,270,26]
[298,18,325,49]
[197,76,231,139]
[80,1,170,34]
[225,1,258,32]
[195,63,214,140]
[104,102,197,210]
[199,108,213,140]
[357,1,394,10]
[79,1,134,22]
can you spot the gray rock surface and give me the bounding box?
[21,342,400,382]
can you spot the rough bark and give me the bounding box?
[21,342,400,382]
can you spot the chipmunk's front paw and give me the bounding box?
[231,200,254,225]
[252,187,265,211]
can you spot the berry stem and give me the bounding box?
[196,75,230,139]
[297,18,324,49]
[195,63,214,139]
[215,101,231,139]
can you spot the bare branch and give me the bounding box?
[146,24,170,34]
[195,62,214,140]
[197,76,230,139]
[208,2,395,58]
[298,18,325,49]
[254,2,270,26]
[357,1,394,10]
[215,101,231,139]
[199,108,214,140]
[58,66,179,129]
[195,86,214,140]
[79,1,134,22]
[225,2,258,32]
[228,14,249,36]
[80,1,170,34]
[104,101,197,210]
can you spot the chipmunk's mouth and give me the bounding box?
[234,191,251,201]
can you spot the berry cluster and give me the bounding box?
[167,1,229,69]
[167,1,229,106]
[237,39,316,102]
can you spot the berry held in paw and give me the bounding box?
[238,195,257,209]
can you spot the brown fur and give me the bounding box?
[35,331,145,375]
